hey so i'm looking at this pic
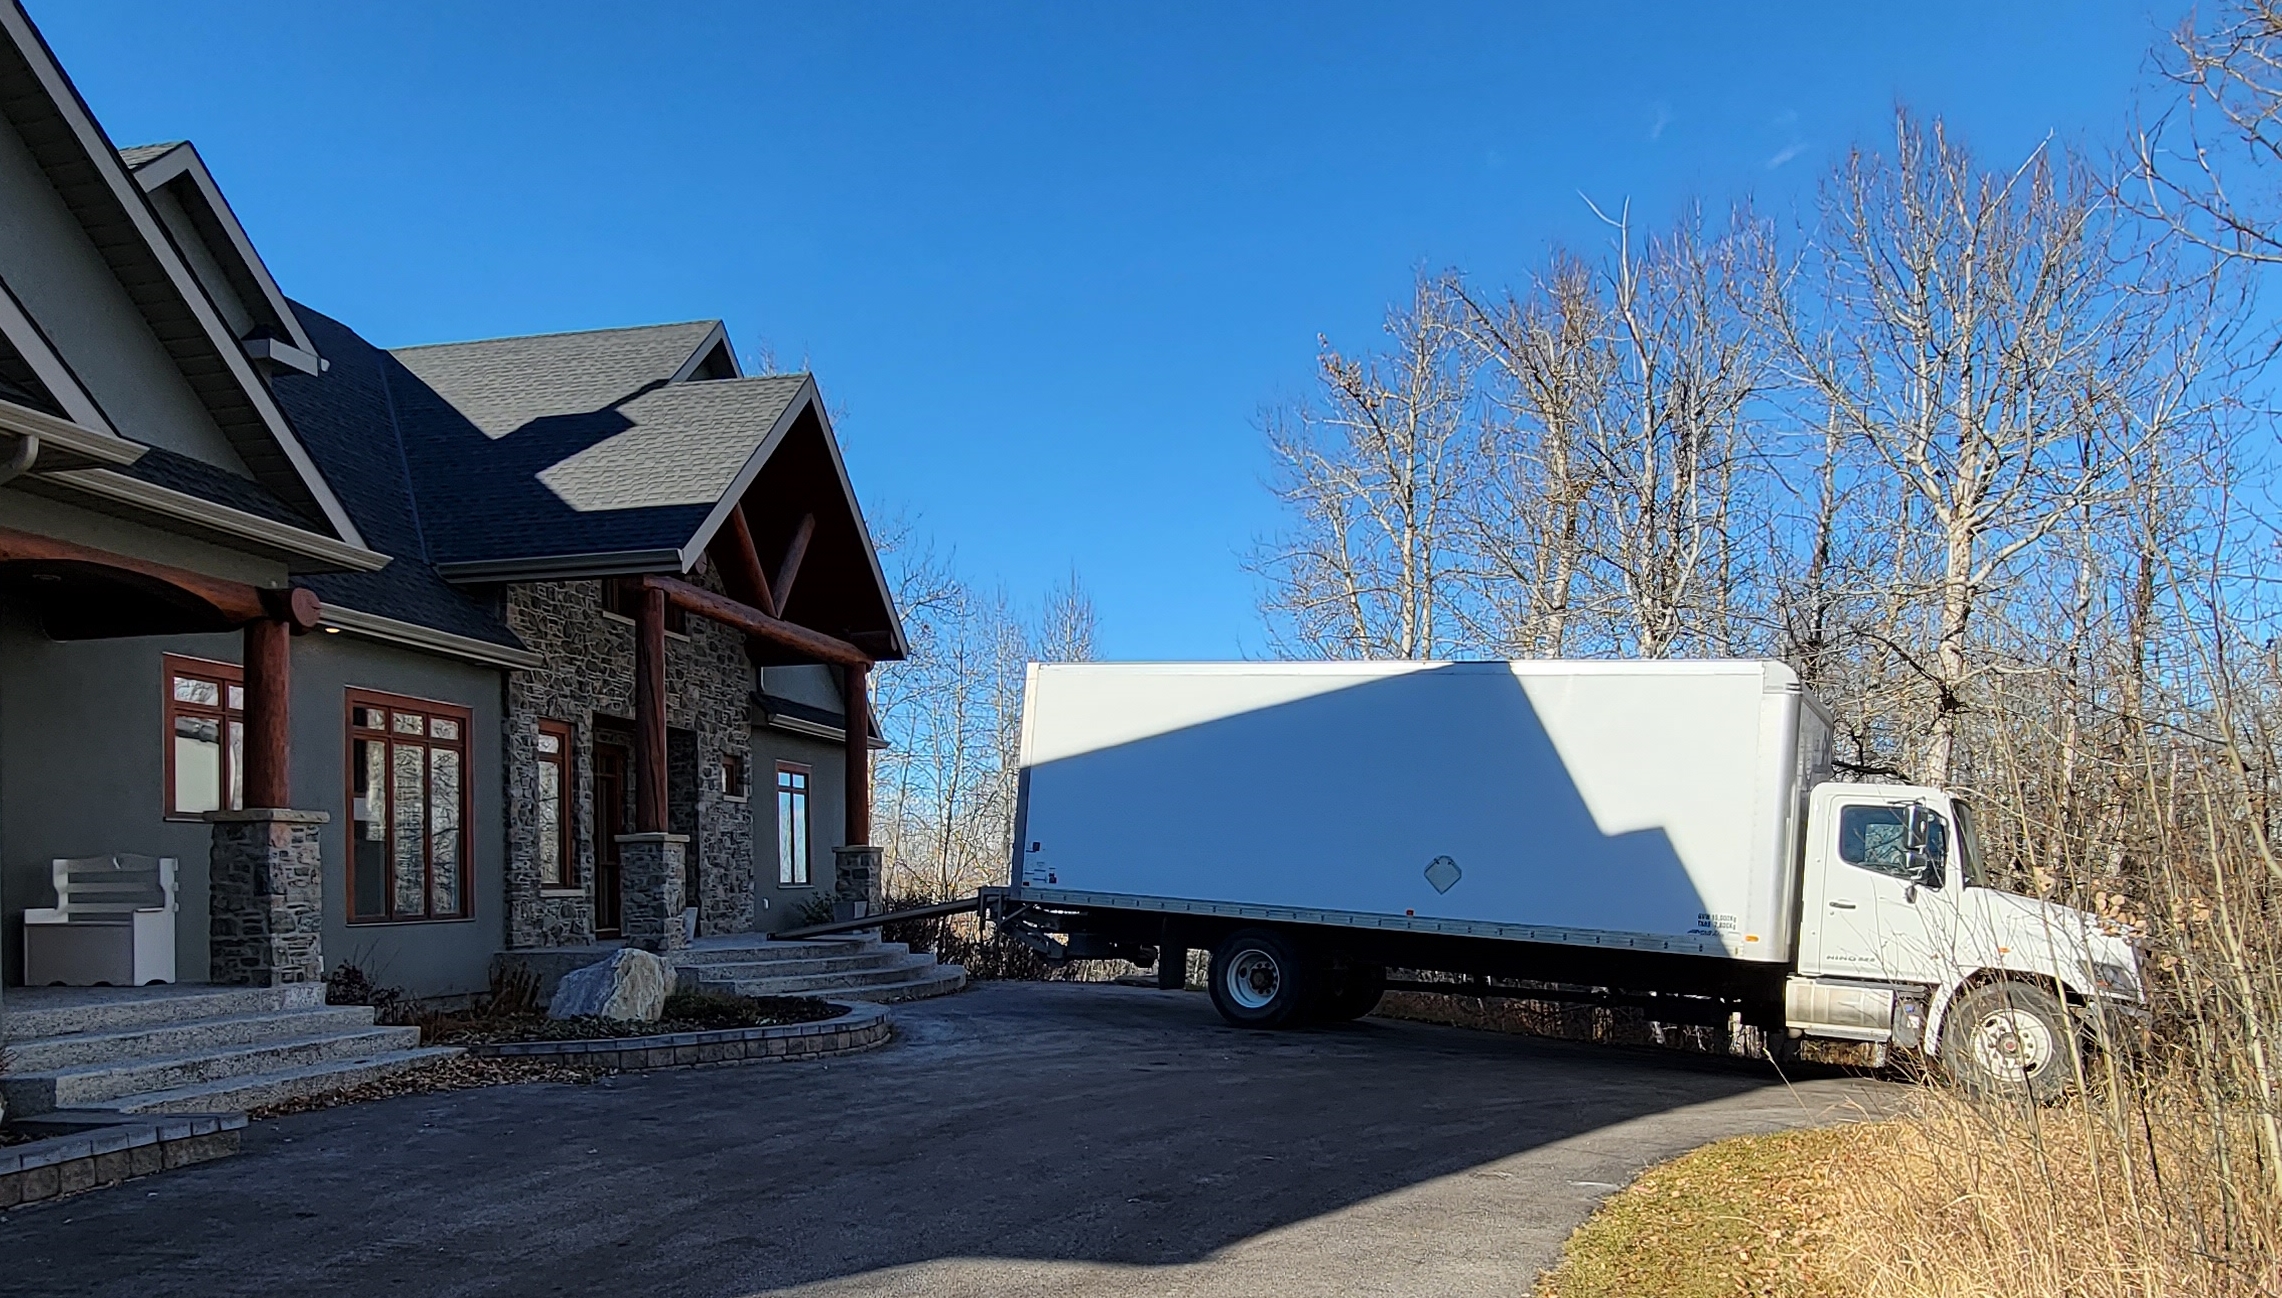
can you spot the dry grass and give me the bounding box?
[1538,1083,2282,1298]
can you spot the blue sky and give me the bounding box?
[34,2,2179,658]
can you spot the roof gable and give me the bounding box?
[0,2,363,546]
[122,140,322,374]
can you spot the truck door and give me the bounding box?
[1869,804,1956,985]
[1815,799,1953,984]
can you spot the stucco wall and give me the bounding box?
[502,576,755,948]
[751,727,848,933]
[0,607,506,998]
[0,111,251,471]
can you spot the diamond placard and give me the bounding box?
[1424,855,1462,894]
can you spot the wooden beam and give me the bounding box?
[0,522,269,624]
[634,583,669,834]
[844,661,870,847]
[710,504,776,617]
[242,617,290,807]
[769,513,815,617]
[643,574,870,669]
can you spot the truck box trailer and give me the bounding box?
[983,659,2145,1100]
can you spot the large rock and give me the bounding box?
[547,948,669,1021]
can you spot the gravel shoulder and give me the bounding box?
[0,980,1894,1297]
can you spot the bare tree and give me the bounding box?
[1255,274,1477,659]
[1768,112,2167,783]
[1451,254,1606,656]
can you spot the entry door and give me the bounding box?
[594,746,628,937]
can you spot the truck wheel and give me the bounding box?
[1317,963,1386,1021]
[1209,929,1315,1029]
[1940,982,2075,1102]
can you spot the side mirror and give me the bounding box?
[1904,804,1946,890]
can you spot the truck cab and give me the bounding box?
[1789,782,2143,1097]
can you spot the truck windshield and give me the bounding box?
[1953,797,1989,889]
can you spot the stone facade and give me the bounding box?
[206,809,328,986]
[614,834,688,954]
[501,575,755,949]
[833,844,883,920]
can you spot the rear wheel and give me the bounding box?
[1940,981,2075,1103]
[1316,963,1386,1022]
[1209,928,1315,1029]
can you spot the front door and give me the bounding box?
[594,745,628,937]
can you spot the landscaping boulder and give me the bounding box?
[547,949,669,1021]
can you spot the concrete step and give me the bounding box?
[5,1006,383,1073]
[684,953,943,994]
[695,960,967,1003]
[104,1046,463,1116]
[2,984,325,1041]
[2,1026,424,1113]
[831,964,967,1004]
[671,936,905,967]
[676,952,913,982]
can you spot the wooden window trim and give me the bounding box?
[536,719,577,892]
[163,653,243,821]
[721,752,748,803]
[345,688,475,925]
[776,761,811,887]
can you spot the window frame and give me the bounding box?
[721,752,748,802]
[344,688,476,925]
[1836,802,1947,884]
[163,654,244,821]
[776,762,811,887]
[535,719,576,892]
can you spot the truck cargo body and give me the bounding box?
[1002,661,1831,997]
[987,657,2145,1095]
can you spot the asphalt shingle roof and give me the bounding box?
[117,141,183,169]
[268,305,526,649]
[390,321,721,439]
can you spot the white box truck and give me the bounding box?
[982,659,2144,1099]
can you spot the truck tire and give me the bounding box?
[1209,928,1315,1029]
[1940,981,2075,1103]
[1316,963,1386,1022]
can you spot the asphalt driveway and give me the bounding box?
[3,980,1892,1297]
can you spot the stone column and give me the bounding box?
[207,809,329,987]
[617,831,689,954]
[833,844,882,922]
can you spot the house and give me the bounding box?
[0,0,941,1055]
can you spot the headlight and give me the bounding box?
[2091,960,2143,1002]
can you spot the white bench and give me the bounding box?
[22,855,178,986]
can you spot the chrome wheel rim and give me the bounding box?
[1225,948,1282,1010]
[1969,1007,2056,1085]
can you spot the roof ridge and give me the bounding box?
[389,319,720,354]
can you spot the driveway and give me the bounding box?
[3,980,1892,1297]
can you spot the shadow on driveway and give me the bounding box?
[2,981,1894,1297]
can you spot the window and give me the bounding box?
[165,655,243,819]
[348,691,473,922]
[601,577,687,634]
[721,752,748,801]
[536,720,573,889]
[776,763,810,885]
[1837,803,1946,882]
